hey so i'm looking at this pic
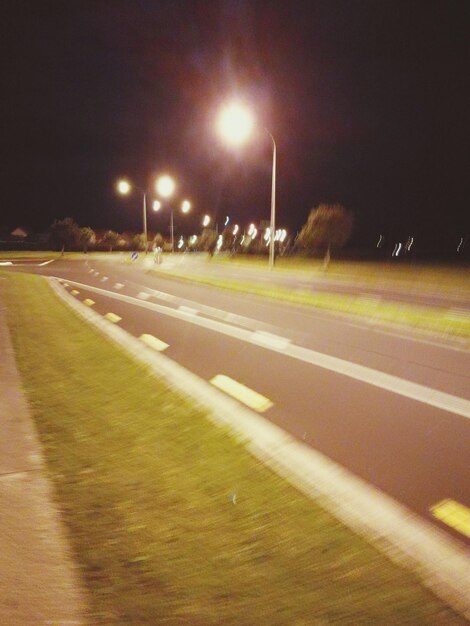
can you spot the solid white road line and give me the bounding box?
[55,278,470,420]
[178,305,198,316]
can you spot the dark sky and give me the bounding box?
[2,0,469,250]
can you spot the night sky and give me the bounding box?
[2,0,469,252]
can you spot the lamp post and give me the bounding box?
[117,179,148,252]
[216,102,277,270]
[154,176,191,252]
[155,174,176,252]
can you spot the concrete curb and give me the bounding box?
[49,277,470,620]
[0,283,88,626]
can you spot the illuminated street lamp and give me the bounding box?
[155,174,176,199]
[155,174,177,252]
[217,101,277,270]
[116,178,149,252]
[216,102,254,146]
[202,214,211,227]
[154,176,190,252]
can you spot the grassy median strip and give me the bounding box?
[154,268,470,341]
[4,272,465,625]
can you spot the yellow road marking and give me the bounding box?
[139,333,169,352]
[104,312,122,323]
[210,374,273,412]
[70,289,79,296]
[430,499,470,538]
[83,298,95,306]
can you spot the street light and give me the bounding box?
[155,174,176,252]
[216,102,277,270]
[202,214,211,227]
[116,178,148,252]
[154,176,190,252]
[155,174,176,199]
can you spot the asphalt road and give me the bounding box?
[6,255,470,547]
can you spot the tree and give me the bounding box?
[79,227,96,252]
[297,203,353,269]
[49,217,81,252]
[130,233,146,251]
[102,230,120,252]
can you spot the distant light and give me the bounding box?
[457,237,464,252]
[224,216,230,226]
[392,243,402,257]
[189,235,197,245]
[233,224,239,235]
[248,223,255,236]
[181,200,191,213]
[377,234,384,248]
[153,200,161,212]
[264,227,271,242]
[280,229,287,243]
[155,175,175,198]
[117,179,131,195]
[251,227,258,239]
[202,214,211,227]
[406,236,414,251]
[217,102,255,146]
[216,235,223,251]
[177,236,184,249]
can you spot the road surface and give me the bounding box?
[5,255,470,548]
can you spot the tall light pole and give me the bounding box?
[216,102,277,270]
[155,176,190,253]
[266,130,276,271]
[155,174,176,252]
[117,179,148,252]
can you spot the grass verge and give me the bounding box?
[4,272,466,625]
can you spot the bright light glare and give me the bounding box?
[117,179,131,195]
[248,223,255,236]
[153,200,161,211]
[155,175,175,198]
[233,224,239,235]
[177,236,184,249]
[181,200,191,213]
[202,214,211,227]
[217,102,254,146]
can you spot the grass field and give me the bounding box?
[3,271,466,625]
